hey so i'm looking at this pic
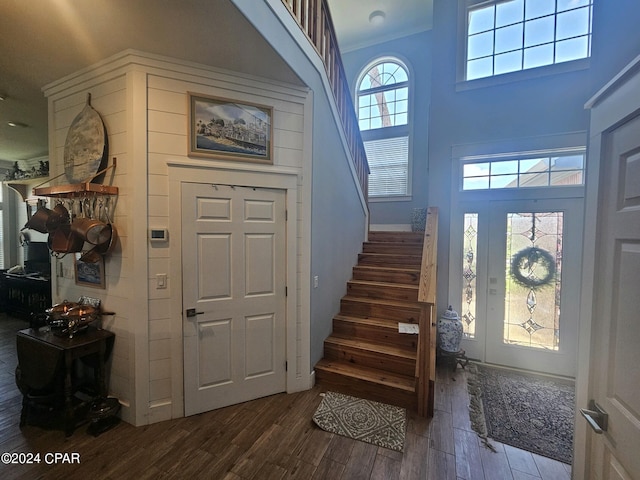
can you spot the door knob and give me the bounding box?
[580,400,608,434]
[186,308,204,318]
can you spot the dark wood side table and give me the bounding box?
[16,326,115,436]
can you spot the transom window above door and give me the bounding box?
[357,58,411,199]
[464,0,594,81]
[461,149,586,190]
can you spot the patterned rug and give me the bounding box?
[312,392,406,451]
[467,364,575,464]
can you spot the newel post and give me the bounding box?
[416,207,438,417]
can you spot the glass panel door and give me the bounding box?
[457,198,582,377]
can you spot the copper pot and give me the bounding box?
[23,206,54,233]
[50,224,84,254]
[45,300,79,321]
[46,204,70,231]
[71,217,111,245]
[79,222,117,263]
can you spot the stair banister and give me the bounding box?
[416,207,438,417]
[280,0,370,201]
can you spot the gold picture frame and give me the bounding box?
[188,93,273,163]
[74,253,105,289]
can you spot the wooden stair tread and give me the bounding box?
[324,335,416,360]
[368,231,424,243]
[359,252,422,259]
[333,313,411,329]
[348,279,419,290]
[342,295,421,308]
[315,359,416,392]
[363,242,423,252]
[354,265,421,273]
[352,265,422,285]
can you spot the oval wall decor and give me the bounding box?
[63,93,108,184]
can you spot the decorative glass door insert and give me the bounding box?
[503,212,563,350]
[462,213,478,339]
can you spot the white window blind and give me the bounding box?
[365,136,409,197]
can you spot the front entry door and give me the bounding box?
[182,183,286,416]
[458,198,582,377]
[484,199,582,377]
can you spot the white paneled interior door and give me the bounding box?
[182,183,286,416]
[585,113,640,479]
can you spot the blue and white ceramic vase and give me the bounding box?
[437,305,463,353]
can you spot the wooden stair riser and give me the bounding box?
[368,231,424,244]
[362,242,424,256]
[352,266,421,285]
[340,298,421,324]
[357,253,422,269]
[323,340,415,376]
[347,281,418,302]
[315,371,417,410]
[332,317,417,350]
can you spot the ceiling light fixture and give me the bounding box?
[7,121,28,128]
[369,10,386,27]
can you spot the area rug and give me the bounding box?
[312,392,406,452]
[467,363,575,464]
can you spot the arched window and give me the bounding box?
[357,59,410,198]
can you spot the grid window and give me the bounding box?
[357,59,411,198]
[358,62,409,131]
[462,151,585,190]
[466,0,593,80]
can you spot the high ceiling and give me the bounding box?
[327,0,433,53]
[0,0,432,166]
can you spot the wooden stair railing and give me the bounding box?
[280,0,370,200]
[416,207,438,417]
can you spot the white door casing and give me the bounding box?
[182,183,287,416]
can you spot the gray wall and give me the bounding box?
[342,31,433,226]
[589,0,640,96]
[310,94,367,367]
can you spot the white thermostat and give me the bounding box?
[149,228,169,242]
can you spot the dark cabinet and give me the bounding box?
[0,272,52,319]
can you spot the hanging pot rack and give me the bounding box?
[32,157,118,198]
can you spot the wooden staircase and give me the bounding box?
[314,217,438,416]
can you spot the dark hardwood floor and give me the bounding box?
[0,314,571,479]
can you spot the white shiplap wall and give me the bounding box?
[47,74,133,420]
[44,51,313,425]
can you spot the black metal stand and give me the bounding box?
[437,347,469,372]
